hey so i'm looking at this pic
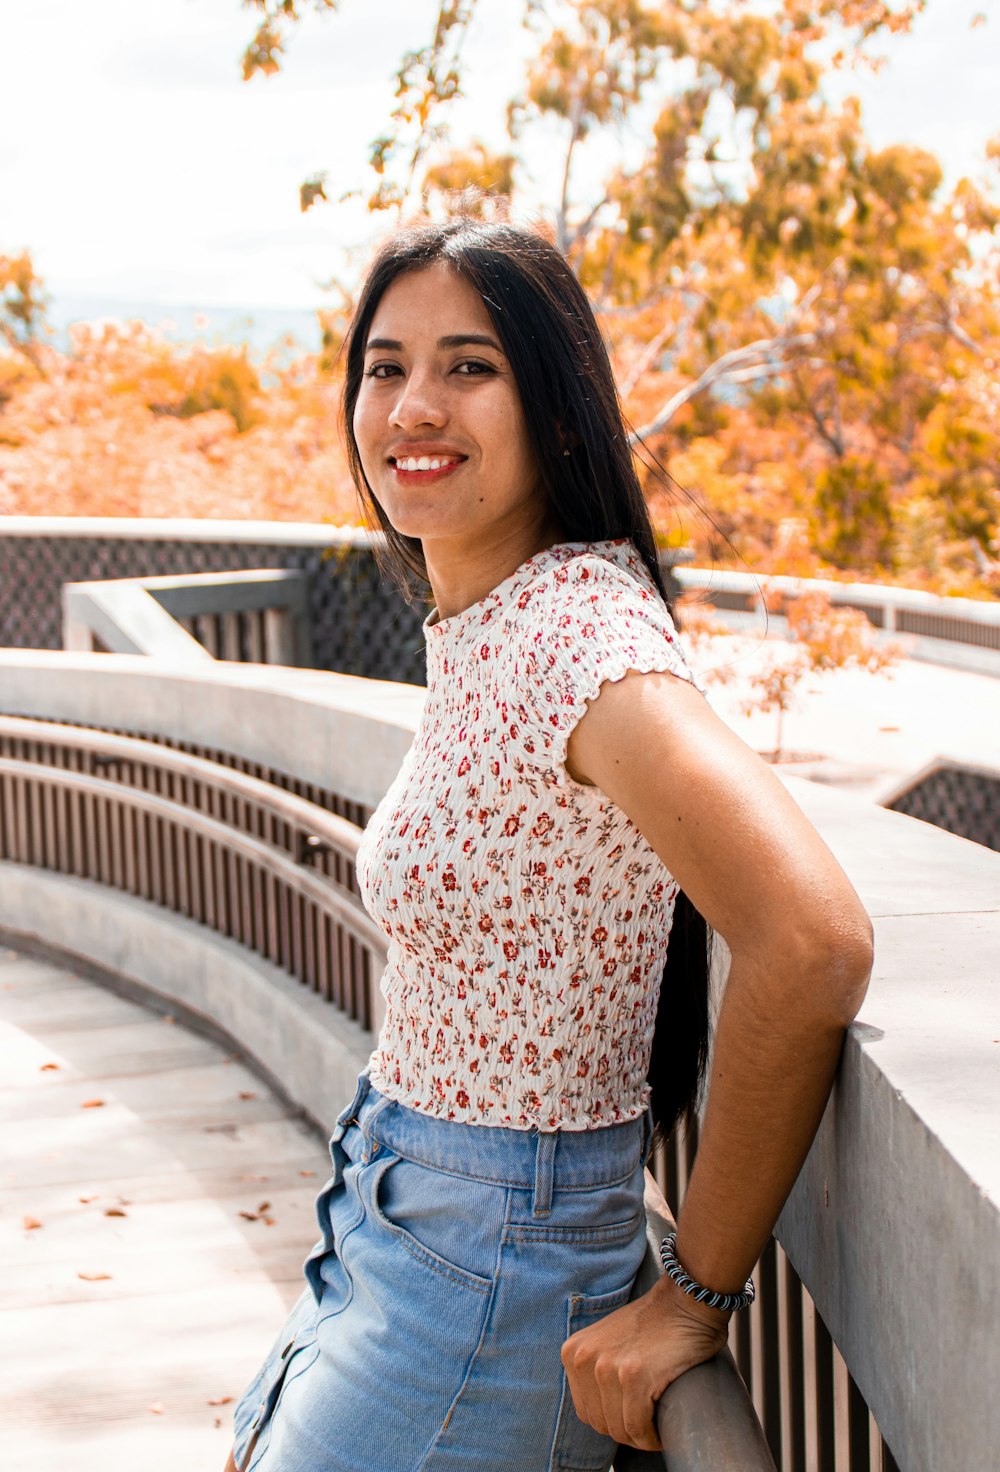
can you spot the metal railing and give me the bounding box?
[62,569,314,666]
[675,567,1000,675]
[654,1122,900,1472]
[878,757,1000,854]
[0,714,387,1032]
[615,1172,776,1472]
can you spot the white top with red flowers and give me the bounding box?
[355,537,703,1131]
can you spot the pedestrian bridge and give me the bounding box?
[0,647,997,1472]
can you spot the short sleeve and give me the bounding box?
[506,555,703,780]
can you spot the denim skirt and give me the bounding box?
[233,1071,652,1472]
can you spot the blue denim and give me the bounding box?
[233,1072,653,1472]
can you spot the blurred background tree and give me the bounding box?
[244,0,998,596]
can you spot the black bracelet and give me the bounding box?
[658,1232,756,1313]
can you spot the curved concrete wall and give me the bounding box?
[1,650,998,1472]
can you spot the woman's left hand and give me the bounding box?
[560,1273,731,1452]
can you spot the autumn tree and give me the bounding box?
[239,0,998,594]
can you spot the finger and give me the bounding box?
[594,1357,662,1453]
[621,1394,662,1453]
[562,1342,611,1438]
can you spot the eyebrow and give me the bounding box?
[364,333,504,353]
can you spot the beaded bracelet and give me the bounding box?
[658,1232,756,1313]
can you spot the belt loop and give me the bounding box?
[532,1130,558,1218]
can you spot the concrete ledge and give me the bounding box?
[0,863,372,1133]
[0,516,374,547]
[0,650,424,811]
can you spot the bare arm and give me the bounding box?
[559,669,873,1450]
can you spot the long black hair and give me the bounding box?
[341,218,711,1139]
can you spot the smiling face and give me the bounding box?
[352,262,551,561]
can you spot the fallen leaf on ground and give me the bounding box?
[104,1207,128,1218]
[80,1098,105,1109]
[257,1201,271,1213]
[161,1015,176,1025]
[238,1090,257,1101]
[79,1195,99,1204]
[207,1395,234,1406]
[23,1215,43,1230]
[148,1402,165,1415]
[77,1271,112,1281]
[238,1210,260,1222]
[299,1170,316,1177]
[39,1062,61,1072]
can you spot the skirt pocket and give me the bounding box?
[550,1282,636,1472]
[369,1150,497,1294]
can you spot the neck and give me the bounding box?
[423,519,567,622]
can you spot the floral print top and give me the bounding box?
[355,538,702,1131]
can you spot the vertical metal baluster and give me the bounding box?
[213,839,229,937]
[759,1239,782,1464]
[317,908,331,1002]
[97,784,112,886]
[149,797,164,903]
[813,1311,836,1472]
[28,755,44,866]
[84,787,98,879]
[332,918,346,1011]
[731,1296,754,1393]
[290,887,304,983]
[70,755,82,874]
[0,772,13,859]
[225,849,240,942]
[40,768,56,871]
[232,852,246,950]
[165,778,179,911]
[120,800,135,895]
[305,899,318,992]
[201,837,216,930]
[136,806,151,901]
[880,1434,901,1472]
[241,853,254,942]
[263,869,277,963]
[779,1246,806,1472]
[847,1373,870,1472]
[109,783,125,891]
[349,935,360,1022]
[278,880,292,971]
[361,947,372,1031]
[175,776,190,916]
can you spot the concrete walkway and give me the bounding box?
[0,946,329,1472]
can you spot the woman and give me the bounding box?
[227,220,872,1471]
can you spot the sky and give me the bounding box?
[1,0,997,318]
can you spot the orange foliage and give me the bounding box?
[0,322,358,525]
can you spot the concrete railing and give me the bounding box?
[62,568,313,666]
[1,648,997,1471]
[675,566,1000,677]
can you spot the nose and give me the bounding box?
[388,366,448,430]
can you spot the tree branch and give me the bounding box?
[627,333,815,442]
